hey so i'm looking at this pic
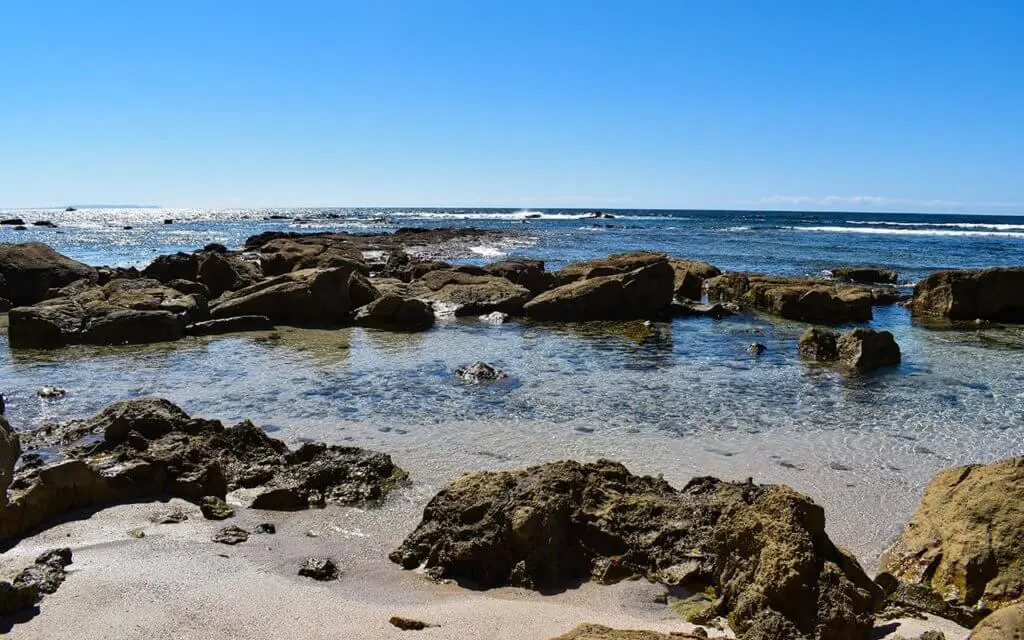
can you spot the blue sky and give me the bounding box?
[1,1,1022,212]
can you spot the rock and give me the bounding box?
[0,297,10,312]
[871,286,906,306]
[525,257,675,321]
[706,273,874,325]
[483,259,555,295]
[746,342,766,356]
[13,226,26,231]
[391,460,880,639]
[553,252,669,286]
[210,267,378,326]
[0,242,97,306]
[912,268,1024,323]
[480,311,509,324]
[0,415,20,507]
[203,243,228,254]
[669,299,738,319]
[163,219,174,224]
[1,398,406,542]
[150,507,188,524]
[798,328,839,361]
[970,603,1024,639]
[8,278,206,348]
[213,525,250,545]
[128,527,145,538]
[298,556,340,581]
[837,328,901,372]
[670,259,721,300]
[388,616,437,631]
[405,270,532,316]
[0,218,26,225]
[200,496,235,520]
[549,623,723,639]
[380,249,452,282]
[167,279,211,298]
[455,361,507,383]
[95,266,142,285]
[142,251,200,283]
[32,220,58,228]
[258,237,368,276]
[880,456,1024,623]
[0,548,73,616]
[254,523,276,534]
[186,315,273,336]
[37,387,67,399]
[353,295,435,331]
[196,251,262,298]
[831,267,898,284]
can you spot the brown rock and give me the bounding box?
[353,295,435,331]
[670,259,721,300]
[550,624,722,639]
[837,328,901,372]
[0,415,20,507]
[970,603,1024,639]
[484,259,555,295]
[912,268,1024,323]
[831,267,899,284]
[0,242,97,306]
[798,327,840,362]
[258,237,368,276]
[388,616,438,631]
[196,251,262,298]
[406,270,531,316]
[706,273,873,325]
[212,524,249,545]
[524,259,675,321]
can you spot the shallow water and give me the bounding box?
[1,206,1023,566]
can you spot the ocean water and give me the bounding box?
[1,207,1023,566]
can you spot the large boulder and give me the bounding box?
[257,237,368,276]
[391,460,880,640]
[483,259,555,295]
[0,415,19,507]
[830,267,898,284]
[353,295,435,331]
[143,250,262,298]
[912,268,1024,323]
[406,270,532,316]
[553,252,668,286]
[210,267,378,326]
[670,259,721,300]
[880,456,1024,624]
[970,603,1024,640]
[836,329,901,372]
[8,278,206,348]
[550,625,715,639]
[0,242,97,306]
[2,398,407,542]
[706,273,873,325]
[524,260,675,321]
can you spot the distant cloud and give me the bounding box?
[756,195,1023,211]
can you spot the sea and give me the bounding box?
[2,206,1023,566]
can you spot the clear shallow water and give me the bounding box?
[1,207,1023,565]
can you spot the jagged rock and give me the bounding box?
[200,496,235,520]
[912,268,1024,323]
[970,603,1024,639]
[95,266,141,285]
[1,398,406,542]
[550,624,723,639]
[454,362,507,384]
[380,249,452,282]
[837,329,901,372]
[391,460,880,640]
[195,251,262,298]
[142,252,200,283]
[210,267,379,326]
[298,556,340,581]
[388,616,438,631]
[0,242,97,306]
[8,278,207,348]
[0,548,73,616]
[831,267,898,284]
[553,252,668,286]
[167,279,211,298]
[258,237,368,276]
[212,525,249,545]
[203,243,228,254]
[0,415,19,507]
[525,255,675,321]
[706,273,873,325]
[353,295,435,331]
[405,270,531,316]
[880,456,1024,624]
[798,328,840,362]
[186,315,273,336]
[483,259,555,295]
[255,523,276,534]
[670,259,721,300]
[875,573,983,628]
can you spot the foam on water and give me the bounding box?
[790,225,1024,238]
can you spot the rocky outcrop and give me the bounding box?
[970,603,1024,639]
[0,416,19,507]
[879,456,1024,623]
[798,328,840,361]
[912,268,1024,323]
[142,250,262,298]
[831,267,898,284]
[379,249,451,282]
[1,398,407,542]
[0,242,97,306]
[550,624,720,640]
[210,267,379,326]
[8,279,207,348]
[0,548,73,616]
[837,329,901,372]
[391,460,880,640]
[706,273,873,325]
[353,295,434,331]
[483,259,555,295]
[257,237,368,277]
[524,256,675,321]
[670,259,721,300]
[406,270,531,316]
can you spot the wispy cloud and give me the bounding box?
[756,195,1024,211]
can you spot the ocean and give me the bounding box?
[2,206,1023,565]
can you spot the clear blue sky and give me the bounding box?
[1,1,1022,212]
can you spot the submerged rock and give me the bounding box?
[298,556,340,581]
[880,456,1024,623]
[1,398,407,543]
[0,242,97,307]
[706,273,873,325]
[454,361,507,384]
[912,268,1024,323]
[391,459,880,640]
[669,299,738,319]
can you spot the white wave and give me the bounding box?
[469,245,507,258]
[790,226,1024,238]
[845,220,1024,231]
[720,226,752,232]
[389,210,680,221]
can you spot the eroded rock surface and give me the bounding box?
[353,295,435,331]
[0,548,73,616]
[670,259,721,300]
[831,267,898,284]
[0,242,97,307]
[970,603,1024,640]
[405,270,531,317]
[912,268,1024,323]
[706,273,873,325]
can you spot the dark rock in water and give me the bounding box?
[880,456,1024,625]
[831,266,898,284]
[203,243,228,254]
[37,387,67,400]
[913,267,1024,323]
[746,342,766,356]
[167,278,211,298]
[525,252,675,321]
[971,603,1024,640]
[837,328,900,372]
[64,207,76,212]
[122,225,133,230]
[254,523,276,534]
[13,225,27,231]
[186,315,273,336]
[163,219,174,224]
[32,220,58,228]
[870,286,906,306]
[353,295,434,331]
[483,259,555,296]
[8,278,206,349]
[391,460,880,640]
[150,507,188,524]
[0,547,73,616]
[798,327,840,362]
[1,398,406,542]
[670,259,721,300]
[0,393,6,415]
[389,616,437,631]
[1,218,26,225]
[706,272,874,325]
[212,524,249,545]
[405,270,531,317]
[0,242,97,307]
[298,556,340,581]
[200,496,235,521]
[455,361,507,384]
